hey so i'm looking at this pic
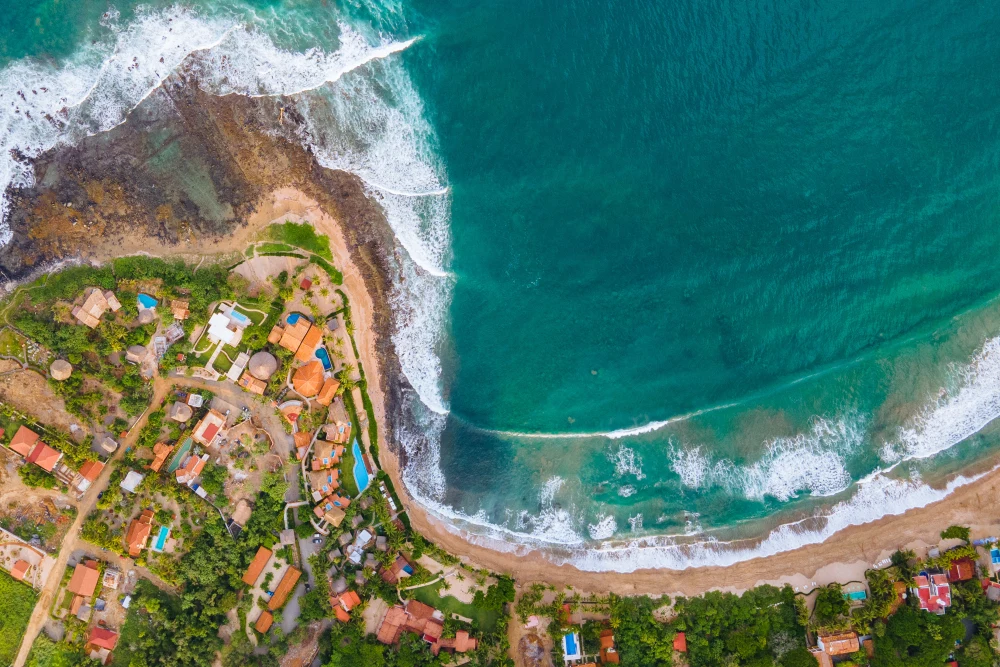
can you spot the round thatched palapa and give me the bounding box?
[49,359,73,381]
[136,309,156,325]
[248,351,279,380]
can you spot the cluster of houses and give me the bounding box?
[375,599,479,657]
[242,546,303,634]
[3,424,105,497]
[58,559,129,665]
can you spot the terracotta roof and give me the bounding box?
[88,627,119,651]
[68,562,100,597]
[377,606,408,645]
[69,594,83,615]
[438,630,478,654]
[949,558,976,582]
[238,372,267,395]
[311,441,343,470]
[278,318,311,353]
[335,606,350,623]
[125,510,154,557]
[294,431,313,450]
[292,361,324,397]
[810,649,833,667]
[316,378,340,406]
[341,590,362,610]
[267,325,284,345]
[242,547,273,586]
[294,326,323,363]
[673,632,687,652]
[268,567,302,610]
[175,454,207,485]
[28,442,62,472]
[299,278,312,290]
[170,299,190,320]
[9,425,40,457]
[820,632,860,656]
[280,404,300,424]
[149,443,174,473]
[10,559,30,581]
[600,630,620,663]
[254,611,274,633]
[79,460,104,482]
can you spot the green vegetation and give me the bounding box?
[199,462,228,498]
[26,635,87,667]
[872,605,963,666]
[241,296,285,350]
[0,569,39,666]
[308,255,343,284]
[812,583,850,630]
[268,221,333,260]
[409,584,501,633]
[255,242,297,254]
[940,525,971,542]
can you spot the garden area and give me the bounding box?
[0,569,38,666]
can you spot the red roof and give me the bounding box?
[242,547,272,586]
[948,558,975,582]
[341,590,362,610]
[79,460,104,482]
[28,442,62,471]
[88,627,119,651]
[68,561,100,597]
[673,632,687,652]
[10,560,30,581]
[202,423,220,444]
[335,607,350,623]
[8,425,39,457]
[255,610,274,633]
[299,278,313,290]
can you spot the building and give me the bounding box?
[299,277,313,291]
[380,554,415,585]
[27,441,62,472]
[948,557,976,582]
[206,307,251,347]
[376,600,445,646]
[293,431,313,460]
[331,590,362,623]
[10,559,30,581]
[817,632,861,657]
[226,351,251,383]
[316,377,340,406]
[85,627,119,665]
[248,351,278,380]
[268,567,302,610]
[309,468,340,499]
[673,632,687,653]
[125,345,150,365]
[125,510,154,557]
[50,359,72,381]
[120,470,144,493]
[67,561,100,613]
[8,425,40,457]
[73,460,104,494]
[314,498,347,528]
[7,426,64,472]
[599,630,620,664]
[274,317,312,354]
[71,288,120,328]
[311,441,344,470]
[102,569,122,590]
[237,371,267,395]
[295,325,323,363]
[170,299,190,320]
[242,547,272,586]
[175,454,208,486]
[436,630,478,657]
[255,610,274,633]
[292,361,324,397]
[168,401,193,423]
[912,573,951,613]
[192,409,227,446]
[324,421,352,445]
[149,443,174,473]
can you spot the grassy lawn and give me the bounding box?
[339,442,360,498]
[233,304,266,326]
[256,242,296,255]
[408,584,499,633]
[213,347,236,374]
[309,256,343,285]
[0,569,38,665]
[0,327,25,359]
[268,221,333,260]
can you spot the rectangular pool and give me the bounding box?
[152,525,170,552]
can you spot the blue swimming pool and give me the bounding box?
[315,347,332,370]
[352,440,370,493]
[563,633,579,657]
[229,309,251,326]
[138,293,158,309]
[286,312,302,325]
[153,525,170,552]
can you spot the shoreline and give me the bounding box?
[271,182,1000,597]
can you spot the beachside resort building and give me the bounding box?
[192,409,227,447]
[912,573,952,614]
[125,510,154,557]
[375,599,478,657]
[71,288,122,328]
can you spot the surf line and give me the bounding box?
[467,402,741,441]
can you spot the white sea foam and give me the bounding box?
[617,485,636,498]
[628,514,644,532]
[885,336,1000,463]
[610,444,646,480]
[669,416,862,501]
[588,514,617,540]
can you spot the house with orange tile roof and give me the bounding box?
[817,632,860,657]
[294,326,323,363]
[324,421,352,445]
[309,468,340,500]
[71,288,120,329]
[237,371,267,395]
[673,632,687,653]
[125,510,154,557]
[599,630,620,664]
[10,559,30,581]
[313,497,347,528]
[293,431,312,460]
[435,630,478,657]
[170,299,190,320]
[68,561,100,597]
[268,567,302,610]
[148,443,174,473]
[242,547,272,586]
[331,590,362,623]
[27,441,62,472]
[948,557,976,582]
[292,361,324,397]
[175,453,208,486]
[376,600,448,649]
[255,610,274,633]
[8,425,39,457]
[73,460,105,494]
[311,441,344,470]
[316,377,340,406]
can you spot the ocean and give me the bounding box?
[4,0,1000,571]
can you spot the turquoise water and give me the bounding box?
[315,347,332,370]
[352,440,371,493]
[138,293,158,309]
[5,0,1000,569]
[153,525,170,551]
[286,313,302,325]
